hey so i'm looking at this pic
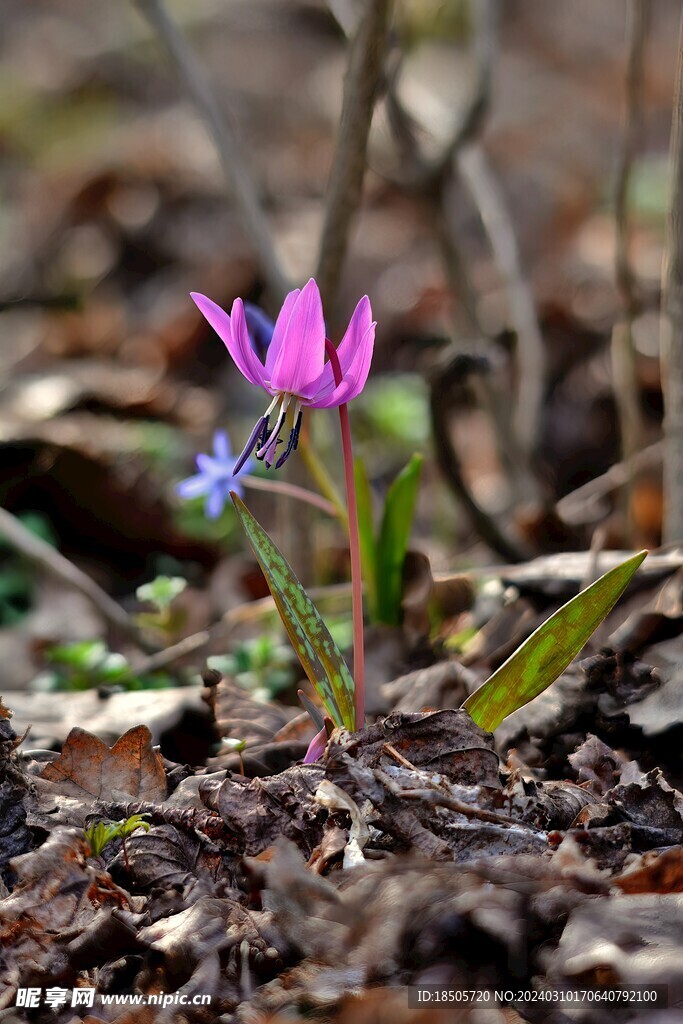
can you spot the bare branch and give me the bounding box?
[125,583,353,679]
[611,0,649,532]
[662,9,683,542]
[383,0,499,189]
[383,0,544,515]
[556,440,662,525]
[134,0,290,303]
[0,506,151,650]
[615,0,649,316]
[429,354,529,563]
[455,144,546,464]
[316,0,392,313]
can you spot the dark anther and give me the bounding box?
[233,414,268,474]
[276,411,304,469]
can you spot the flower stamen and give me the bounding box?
[276,401,303,469]
[257,393,292,467]
[232,414,268,475]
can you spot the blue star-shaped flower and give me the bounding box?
[176,430,253,519]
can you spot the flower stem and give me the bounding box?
[325,339,365,729]
[298,433,349,530]
[241,475,338,518]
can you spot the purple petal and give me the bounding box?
[213,429,231,462]
[176,474,211,499]
[265,288,300,376]
[191,293,265,387]
[308,321,375,408]
[205,485,226,519]
[303,725,327,763]
[312,296,373,398]
[229,298,270,387]
[269,279,326,398]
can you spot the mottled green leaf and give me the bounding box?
[463,550,647,731]
[232,493,355,729]
[353,457,378,619]
[375,454,423,625]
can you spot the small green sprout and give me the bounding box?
[136,575,188,640]
[31,640,173,692]
[136,575,187,611]
[220,737,246,753]
[84,814,151,868]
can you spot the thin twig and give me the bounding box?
[374,768,520,826]
[429,191,483,337]
[555,440,662,524]
[0,506,151,650]
[611,0,649,533]
[125,630,211,679]
[662,9,683,543]
[126,583,354,679]
[396,788,521,827]
[382,742,417,771]
[615,0,649,317]
[383,0,499,189]
[580,524,608,591]
[432,176,540,509]
[429,353,529,563]
[455,144,546,464]
[134,0,290,303]
[241,475,338,518]
[315,0,392,313]
[381,0,544,523]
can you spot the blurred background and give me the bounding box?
[0,0,680,721]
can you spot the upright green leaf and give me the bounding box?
[463,550,647,731]
[353,458,378,619]
[232,494,355,729]
[375,454,423,625]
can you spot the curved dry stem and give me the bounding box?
[0,506,152,651]
[134,0,290,303]
[241,475,339,519]
[316,0,392,315]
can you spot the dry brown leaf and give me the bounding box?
[0,828,130,1003]
[0,697,12,720]
[39,725,167,801]
[614,846,683,894]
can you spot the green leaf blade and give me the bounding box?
[232,493,356,730]
[353,457,378,620]
[463,550,647,732]
[375,454,423,625]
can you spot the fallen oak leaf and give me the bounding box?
[0,828,131,1003]
[39,725,167,802]
[614,846,683,894]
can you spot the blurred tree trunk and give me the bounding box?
[662,12,683,543]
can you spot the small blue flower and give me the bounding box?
[244,303,275,362]
[176,430,253,519]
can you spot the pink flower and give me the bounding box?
[190,278,375,471]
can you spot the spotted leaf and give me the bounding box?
[231,493,355,729]
[463,550,647,732]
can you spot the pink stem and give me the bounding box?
[324,339,364,730]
